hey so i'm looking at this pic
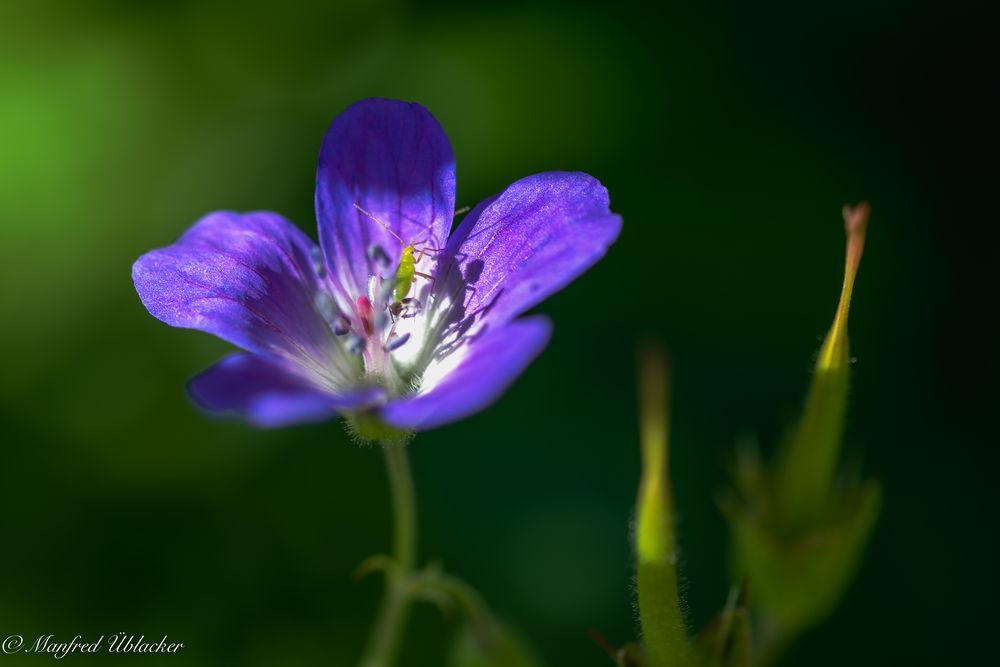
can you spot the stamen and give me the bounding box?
[384,332,410,352]
[367,244,391,270]
[333,316,350,336]
[314,292,337,324]
[311,246,326,278]
[346,333,366,355]
[378,277,398,304]
[374,311,389,331]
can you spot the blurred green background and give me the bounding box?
[1,0,995,664]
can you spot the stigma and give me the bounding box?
[357,296,375,336]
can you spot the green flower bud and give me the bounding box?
[635,342,696,667]
[721,204,881,656]
[776,202,870,526]
[726,481,879,641]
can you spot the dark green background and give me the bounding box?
[1,0,994,665]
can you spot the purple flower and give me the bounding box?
[133,99,621,432]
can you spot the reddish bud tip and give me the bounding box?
[842,201,871,235]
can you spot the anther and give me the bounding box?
[384,333,410,352]
[333,316,351,336]
[311,246,326,278]
[367,244,391,270]
[378,277,398,304]
[346,333,366,355]
[314,292,337,324]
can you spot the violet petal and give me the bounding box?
[437,171,621,333]
[379,317,552,430]
[132,211,336,369]
[316,98,456,297]
[188,353,384,428]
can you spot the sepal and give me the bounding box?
[694,583,751,667]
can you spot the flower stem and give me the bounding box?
[384,442,417,573]
[359,442,417,667]
[410,570,497,641]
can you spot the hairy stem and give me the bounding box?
[359,442,417,667]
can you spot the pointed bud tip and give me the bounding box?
[820,201,870,369]
[636,339,671,488]
[842,201,870,235]
[635,339,674,565]
[637,339,672,440]
[842,202,870,274]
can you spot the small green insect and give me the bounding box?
[354,203,441,319]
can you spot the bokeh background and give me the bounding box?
[1,0,995,665]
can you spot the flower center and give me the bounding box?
[312,241,458,399]
[318,257,437,397]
